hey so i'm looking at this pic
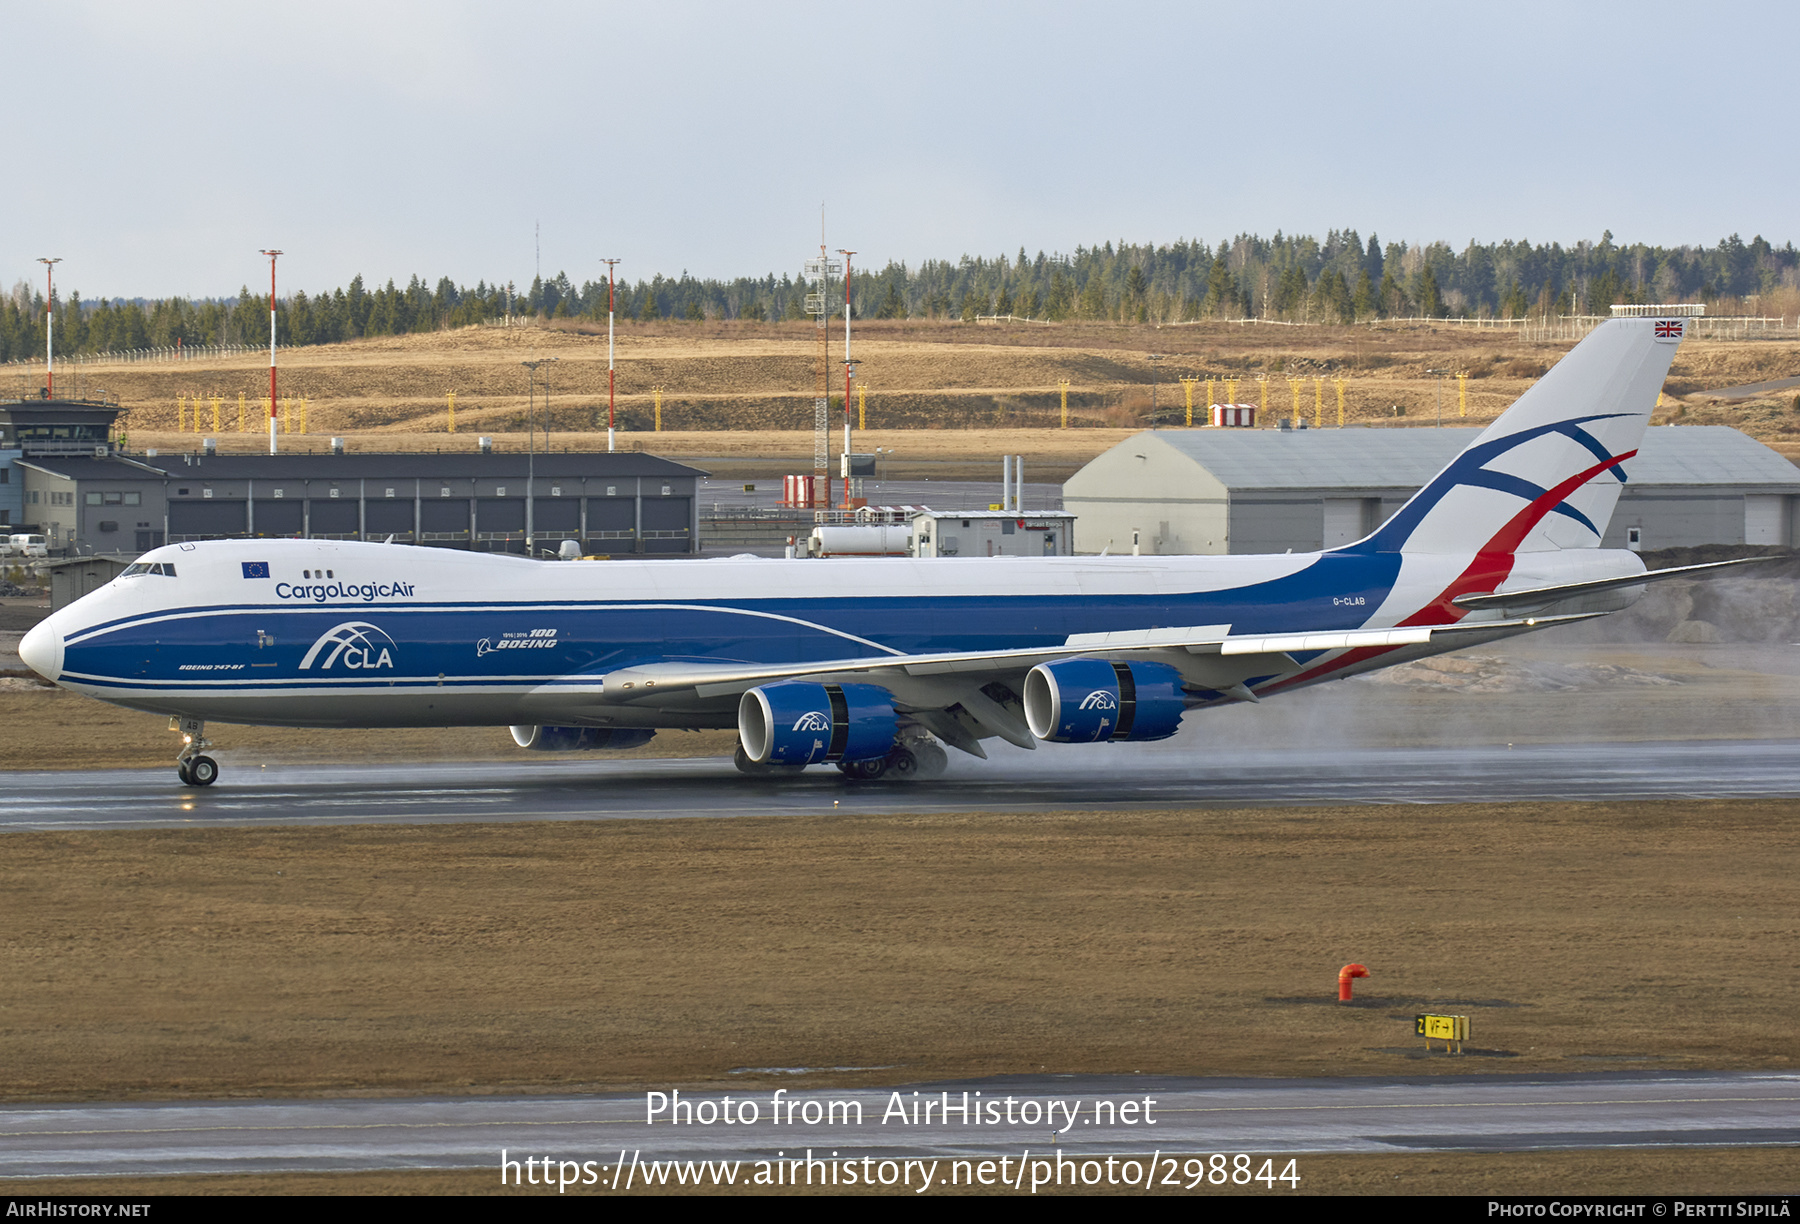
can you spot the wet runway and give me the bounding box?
[4,1072,1795,1179]
[5,738,1800,832]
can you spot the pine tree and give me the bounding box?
[1418,265,1442,317]
[1078,277,1107,320]
[1204,258,1236,317]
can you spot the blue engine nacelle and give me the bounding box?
[738,681,899,765]
[509,725,658,751]
[1022,658,1188,743]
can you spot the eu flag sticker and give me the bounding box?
[241,561,271,579]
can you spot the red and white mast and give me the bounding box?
[259,250,282,454]
[37,258,61,397]
[602,259,620,452]
[837,249,855,508]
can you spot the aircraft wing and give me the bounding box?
[564,613,1599,755]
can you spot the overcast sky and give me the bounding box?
[4,0,1793,299]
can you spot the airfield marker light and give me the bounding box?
[1290,378,1301,428]
[602,259,621,452]
[858,382,867,431]
[301,398,309,435]
[653,387,663,432]
[1180,375,1199,427]
[37,258,60,398]
[1338,963,1369,1002]
[1336,378,1346,427]
[260,250,282,455]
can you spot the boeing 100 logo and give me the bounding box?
[298,622,397,671]
[476,628,559,657]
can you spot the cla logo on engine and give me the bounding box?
[298,621,397,671]
[1078,690,1117,711]
[791,712,831,732]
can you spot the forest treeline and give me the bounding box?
[3,229,1796,363]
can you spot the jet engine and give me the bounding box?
[509,725,658,751]
[738,681,899,766]
[1023,658,1187,743]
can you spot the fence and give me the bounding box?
[2,343,262,368]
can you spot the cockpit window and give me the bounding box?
[122,562,177,577]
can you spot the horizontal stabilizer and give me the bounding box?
[1451,555,1780,613]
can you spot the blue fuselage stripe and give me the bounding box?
[61,552,1404,692]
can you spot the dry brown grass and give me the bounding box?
[0,800,1794,1107]
[42,319,1790,460]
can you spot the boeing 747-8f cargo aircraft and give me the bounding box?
[21,311,1750,786]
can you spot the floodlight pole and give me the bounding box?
[838,249,855,508]
[37,258,61,397]
[260,250,283,454]
[602,259,620,452]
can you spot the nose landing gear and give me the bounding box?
[172,716,219,787]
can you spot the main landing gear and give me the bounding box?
[173,716,218,787]
[835,737,949,782]
[732,735,950,782]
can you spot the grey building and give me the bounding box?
[1064,426,1800,555]
[2,394,707,557]
[908,510,1077,558]
[0,393,125,543]
[45,554,136,611]
[18,450,705,557]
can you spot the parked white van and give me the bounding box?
[6,534,47,558]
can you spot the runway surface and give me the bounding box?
[5,739,1800,833]
[3,1073,1795,1179]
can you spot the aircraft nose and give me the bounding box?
[19,619,64,683]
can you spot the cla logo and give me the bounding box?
[298,621,397,671]
[791,711,831,732]
[1078,690,1117,711]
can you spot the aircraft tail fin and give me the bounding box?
[1344,310,1695,556]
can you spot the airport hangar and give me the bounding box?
[1,395,705,559]
[1063,425,1800,555]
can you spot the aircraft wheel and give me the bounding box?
[187,756,219,787]
[176,760,193,785]
[885,747,920,780]
[837,757,887,781]
[910,741,948,779]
